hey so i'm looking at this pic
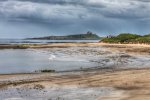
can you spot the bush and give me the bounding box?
[116,33,141,43]
[40,69,55,73]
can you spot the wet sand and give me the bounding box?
[1,43,150,54]
[0,68,150,99]
[1,43,150,99]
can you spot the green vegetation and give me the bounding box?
[101,33,150,44]
[16,44,30,49]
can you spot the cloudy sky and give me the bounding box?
[0,0,150,38]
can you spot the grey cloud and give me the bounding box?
[0,0,150,38]
[133,0,150,2]
[17,0,105,7]
[0,0,89,23]
[0,0,149,22]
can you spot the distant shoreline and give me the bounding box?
[0,42,101,49]
[25,32,101,40]
[1,42,150,48]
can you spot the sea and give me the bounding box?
[0,39,99,44]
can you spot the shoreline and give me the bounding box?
[1,43,150,55]
[1,42,150,48]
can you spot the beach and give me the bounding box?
[1,68,150,99]
[1,43,150,99]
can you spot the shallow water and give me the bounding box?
[0,47,150,74]
[0,48,100,74]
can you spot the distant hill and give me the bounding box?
[26,32,101,40]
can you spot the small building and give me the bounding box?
[87,31,93,35]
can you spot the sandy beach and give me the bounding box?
[1,42,150,53]
[0,68,150,100]
[1,43,150,100]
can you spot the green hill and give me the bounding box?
[101,33,150,44]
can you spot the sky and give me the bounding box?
[0,0,150,38]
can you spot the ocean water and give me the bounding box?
[0,39,99,44]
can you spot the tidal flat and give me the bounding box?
[1,43,150,100]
